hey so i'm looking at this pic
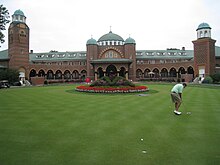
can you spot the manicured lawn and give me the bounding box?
[0,83,220,165]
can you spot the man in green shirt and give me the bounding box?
[170,83,187,115]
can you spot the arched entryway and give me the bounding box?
[55,70,62,79]
[72,70,79,79]
[64,70,71,79]
[47,70,54,79]
[38,69,45,77]
[119,67,126,77]
[29,69,37,77]
[152,68,159,78]
[169,68,177,77]
[136,69,143,78]
[97,67,104,78]
[144,69,150,78]
[106,65,117,77]
[187,66,194,75]
[161,68,168,77]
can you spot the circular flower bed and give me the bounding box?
[75,85,148,93]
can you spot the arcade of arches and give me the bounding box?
[136,66,194,81]
[29,65,194,82]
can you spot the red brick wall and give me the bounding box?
[30,77,45,85]
[192,38,216,76]
[8,23,29,72]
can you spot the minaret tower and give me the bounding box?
[192,23,216,78]
[86,37,98,80]
[8,9,29,79]
[124,36,136,81]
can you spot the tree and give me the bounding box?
[211,73,220,83]
[0,4,10,46]
[0,68,20,84]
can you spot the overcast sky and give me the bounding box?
[1,0,220,52]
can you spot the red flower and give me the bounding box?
[76,85,148,93]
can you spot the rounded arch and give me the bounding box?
[97,67,104,78]
[169,67,177,77]
[136,69,143,78]
[38,69,45,77]
[47,70,54,79]
[81,70,87,79]
[106,64,117,77]
[99,47,124,59]
[144,68,150,78]
[29,69,37,77]
[187,66,194,74]
[72,70,79,79]
[178,67,186,74]
[55,70,62,79]
[64,70,71,79]
[152,68,159,77]
[161,68,168,77]
[19,67,26,79]
[119,67,126,77]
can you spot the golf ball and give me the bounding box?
[141,138,144,141]
[142,150,147,154]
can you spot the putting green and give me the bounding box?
[0,84,219,165]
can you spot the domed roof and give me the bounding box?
[125,37,136,44]
[98,31,124,42]
[13,9,25,16]
[197,22,211,31]
[86,38,97,45]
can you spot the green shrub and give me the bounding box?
[0,68,19,84]
[90,76,135,87]
[202,76,213,84]
[211,73,220,83]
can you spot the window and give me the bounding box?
[200,31,203,38]
[57,54,65,58]
[36,54,44,58]
[105,51,119,58]
[47,54,55,58]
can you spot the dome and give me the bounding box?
[86,38,97,45]
[125,37,136,44]
[197,22,211,31]
[98,31,124,42]
[13,9,25,16]
[12,9,26,23]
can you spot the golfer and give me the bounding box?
[170,83,187,115]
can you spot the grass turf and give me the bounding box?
[0,84,220,165]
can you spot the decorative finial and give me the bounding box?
[91,35,93,39]
[110,26,112,33]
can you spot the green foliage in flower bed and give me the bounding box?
[90,76,135,87]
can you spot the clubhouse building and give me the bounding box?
[0,9,220,85]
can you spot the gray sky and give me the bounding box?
[1,0,220,52]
